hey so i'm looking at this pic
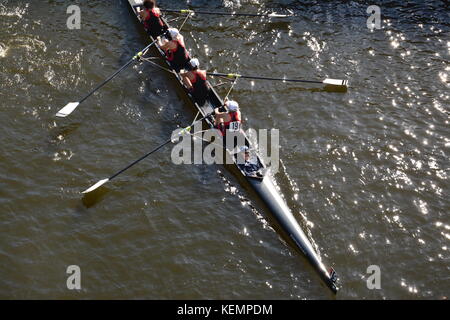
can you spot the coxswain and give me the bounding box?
[158,28,190,73]
[214,100,241,136]
[139,0,166,38]
[181,58,210,105]
[239,146,263,177]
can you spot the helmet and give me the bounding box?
[240,146,249,153]
[226,100,239,112]
[168,28,180,39]
[189,58,200,69]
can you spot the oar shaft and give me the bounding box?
[57,39,162,118]
[79,59,135,103]
[207,72,323,84]
[109,139,172,181]
[162,9,279,17]
[78,40,157,104]
[107,112,213,181]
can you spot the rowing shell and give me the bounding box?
[127,0,338,294]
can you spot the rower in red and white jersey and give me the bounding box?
[214,100,242,136]
[138,0,166,38]
[181,58,210,105]
[158,28,190,73]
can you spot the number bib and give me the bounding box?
[228,121,240,132]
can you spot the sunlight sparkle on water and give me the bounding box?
[241,227,250,236]
[438,71,447,83]
[0,43,7,57]
[348,244,359,254]
[391,40,400,49]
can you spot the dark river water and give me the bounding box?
[0,0,448,299]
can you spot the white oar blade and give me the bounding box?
[323,79,348,86]
[82,178,109,194]
[268,12,289,18]
[56,102,80,118]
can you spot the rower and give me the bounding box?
[157,28,190,73]
[181,58,210,105]
[239,146,263,178]
[214,100,241,136]
[139,0,166,38]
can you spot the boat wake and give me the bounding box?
[277,159,323,257]
[216,169,272,232]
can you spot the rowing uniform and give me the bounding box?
[142,8,165,38]
[165,39,189,73]
[216,111,241,136]
[242,156,261,175]
[190,71,209,105]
